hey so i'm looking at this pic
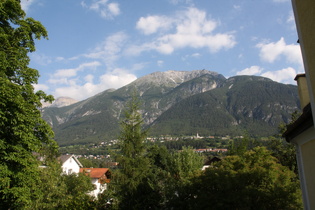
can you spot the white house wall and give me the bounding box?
[89,178,106,197]
[62,158,81,174]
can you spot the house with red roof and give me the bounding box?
[80,168,111,197]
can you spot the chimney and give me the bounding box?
[295,73,310,109]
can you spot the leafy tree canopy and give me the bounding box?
[172,147,302,210]
[0,0,57,208]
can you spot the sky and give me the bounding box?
[21,0,303,101]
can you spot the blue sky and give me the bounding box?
[21,0,303,100]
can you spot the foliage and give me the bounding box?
[228,130,298,175]
[268,110,301,175]
[266,136,298,175]
[227,133,261,156]
[145,145,204,208]
[62,173,95,209]
[115,92,152,209]
[78,157,112,168]
[171,147,302,210]
[170,146,203,180]
[29,160,68,209]
[0,0,58,208]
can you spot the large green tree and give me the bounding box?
[115,92,151,209]
[172,147,302,209]
[0,0,57,208]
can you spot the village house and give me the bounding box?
[80,168,111,197]
[58,155,112,197]
[202,157,221,170]
[59,154,83,175]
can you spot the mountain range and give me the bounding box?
[41,70,300,146]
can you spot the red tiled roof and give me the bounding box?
[80,168,110,178]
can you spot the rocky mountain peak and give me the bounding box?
[132,70,219,88]
[42,97,78,108]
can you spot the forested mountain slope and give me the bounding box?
[149,76,299,137]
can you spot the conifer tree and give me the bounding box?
[116,92,151,209]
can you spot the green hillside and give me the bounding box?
[150,76,299,137]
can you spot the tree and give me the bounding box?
[170,146,203,180]
[0,1,57,208]
[115,92,151,209]
[266,136,298,175]
[62,173,96,209]
[29,159,70,209]
[270,110,301,175]
[165,146,204,209]
[227,133,261,156]
[173,147,302,209]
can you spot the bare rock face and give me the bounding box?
[133,69,219,87]
[42,97,78,108]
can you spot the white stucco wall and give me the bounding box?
[61,157,81,174]
[89,178,107,197]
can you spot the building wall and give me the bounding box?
[292,125,315,210]
[62,158,81,174]
[89,178,106,197]
[301,138,315,209]
[291,1,315,209]
[292,0,315,118]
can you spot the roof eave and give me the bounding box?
[283,103,314,142]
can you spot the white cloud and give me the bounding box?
[84,74,94,83]
[169,0,194,5]
[52,61,101,79]
[256,37,302,65]
[135,7,236,55]
[191,53,201,57]
[235,65,297,84]
[54,69,78,78]
[33,83,49,92]
[53,68,137,100]
[136,16,172,35]
[261,67,297,84]
[108,3,120,16]
[55,57,65,62]
[236,66,263,75]
[287,11,296,30]
[30,53,52,66]
[157,60,164,67]
[20,0,36,12]
[48,61,101,87]
[81,0,120,19]
[31,54,66,66]
[233,5,241,10]
[84,32,128,68]
[287,11,295,24]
